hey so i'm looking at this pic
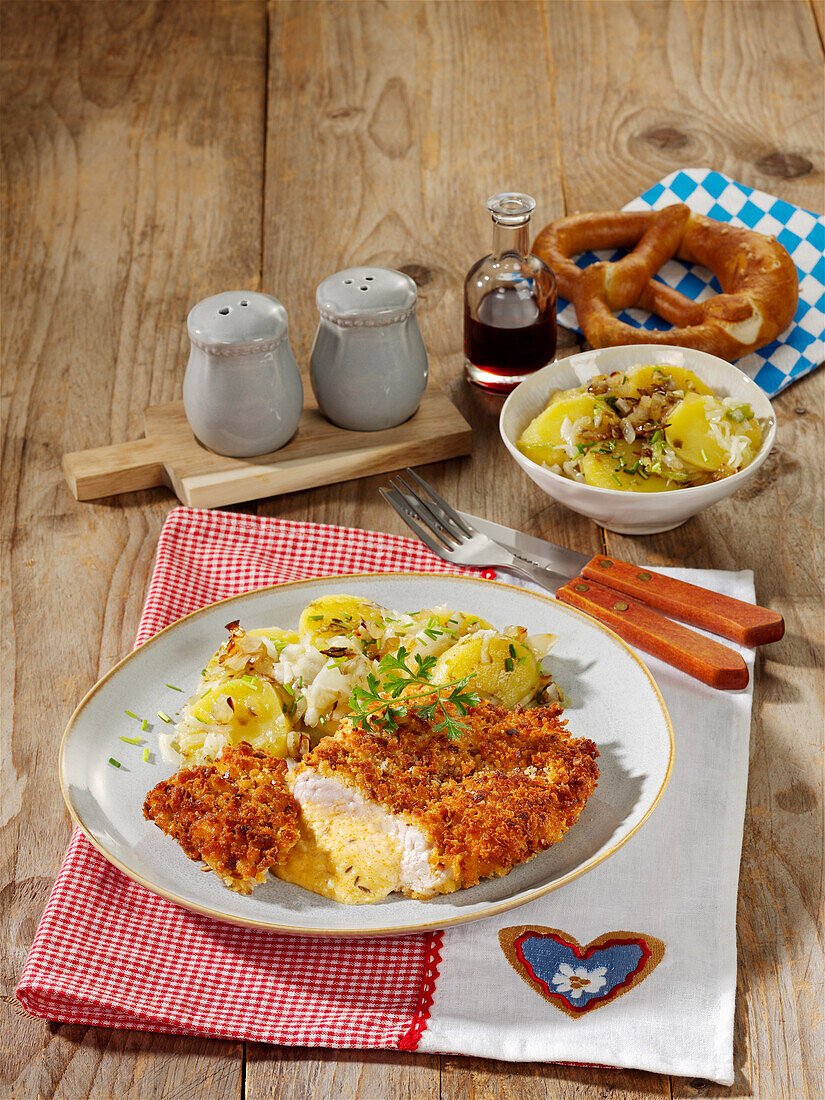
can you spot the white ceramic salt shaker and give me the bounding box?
[183,291,303,457]
[310,267,428,431]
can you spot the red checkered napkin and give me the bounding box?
[17,507,488,1047]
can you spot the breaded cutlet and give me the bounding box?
[143,741,300,894]
[276,702,599,904]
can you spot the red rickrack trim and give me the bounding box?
[398,930,443,1050]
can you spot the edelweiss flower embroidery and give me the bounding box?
[551,963,608,998]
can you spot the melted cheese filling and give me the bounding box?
[275,771,455,904]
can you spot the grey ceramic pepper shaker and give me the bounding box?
[310,267,428,431]
[183,291,303,457]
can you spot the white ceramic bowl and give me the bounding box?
[500,345,776,535]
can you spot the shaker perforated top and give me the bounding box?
[315,267,417,326]
[187,291,289,349]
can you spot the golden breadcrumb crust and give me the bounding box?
[143,742,300,894]
[296,702,599,891]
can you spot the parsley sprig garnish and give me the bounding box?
[348,647,479,739]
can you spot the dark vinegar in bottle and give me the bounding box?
[463,192,557,393]
[464,285,557,392]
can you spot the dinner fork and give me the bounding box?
[380,468,762,690]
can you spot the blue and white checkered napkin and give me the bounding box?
[555,169,824,397]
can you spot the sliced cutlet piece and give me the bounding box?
[143,741,300,894]
[277,702,599,904]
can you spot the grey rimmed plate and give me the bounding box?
[59,573,674,937]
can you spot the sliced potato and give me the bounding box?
[378,606,494,661]
[580,439,676,492]
[517,392,614,466]
[407,607,493,639]
[247,627,300,645]
[665,393,761,471]
[192,676,294,757]
[626,364,713,396]
[431,634,541,709]
[299,595,387,643]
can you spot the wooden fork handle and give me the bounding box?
[581,556,784,647]
[556,576,749,690]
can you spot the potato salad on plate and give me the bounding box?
[159,595,562,766]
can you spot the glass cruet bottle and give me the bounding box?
[463,192,557,393]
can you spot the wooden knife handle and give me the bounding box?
[582,556,784,647]
[556,576,749,690]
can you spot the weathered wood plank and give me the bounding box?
[440,1058,671,1100]
[544,2,824,1097]
[246,1046,440,1100]
[37,1028,242,1100]
[1,0,266,1095]
[812,0,825,42]
[545,0,824,215]
[258,0,601,563]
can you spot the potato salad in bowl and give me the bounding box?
[499,344,776,534]
[516,363,763,491]
[160,594,562,766]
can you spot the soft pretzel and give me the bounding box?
[532,204,798,360]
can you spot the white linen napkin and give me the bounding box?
[418,567,755,1086]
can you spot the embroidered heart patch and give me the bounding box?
[499,926,665,1018]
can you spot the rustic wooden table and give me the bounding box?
[3,1,822,1097]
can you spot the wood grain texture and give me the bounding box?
[2,0,823,1098]
[546,2,824,1097]
[546,0,824,215]
[440,1058,671,1100]
[246,1046,440,1100]
[1,0,265,1096]
[258,0,602,559]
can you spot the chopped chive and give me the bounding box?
[504,657,514,672]
[700,449,709,462]
[109,757,122,768]
[508,643,517,659]
[651,429,664,443]
[158,710,172,723]
[201,668,207,677]
[165,683,183,692]
[142,748,150,762]
[241,673,255,684]
[125,710,137,719]
[307,614,324,621]
[120,735,141,745]
[611,473,623,486]
[141,718,149,731]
